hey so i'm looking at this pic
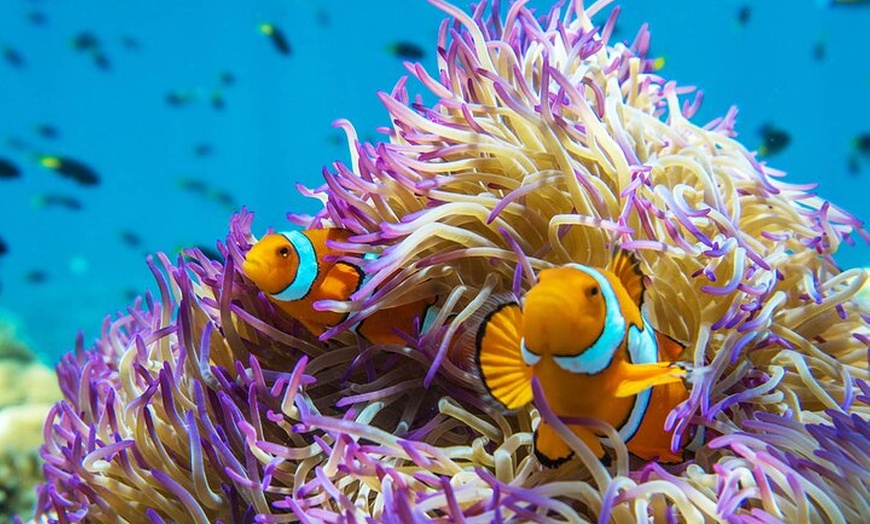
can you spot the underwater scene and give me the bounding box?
[1,0,868,522]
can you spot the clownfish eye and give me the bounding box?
[278,246,291,258]
[589,286,599,296]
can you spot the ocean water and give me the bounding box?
[0,0,867,364]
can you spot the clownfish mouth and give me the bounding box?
[242,257,261,276]
[242,257,270,285]
[243,257,294,296]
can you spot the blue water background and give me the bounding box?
[0,0,867,363]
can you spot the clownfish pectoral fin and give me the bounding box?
[319,261,364,300]
[475,302,533,411]
[614,362,687,398]
[609,248,645,308]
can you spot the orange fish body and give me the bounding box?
[243,229,434,345]
[476,252,689,466]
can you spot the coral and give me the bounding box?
[0,322,61,522]
[1,438,44,524]
[0,321,37,363]
[0,360,61,408]
[31,1,869,523]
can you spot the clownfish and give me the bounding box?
[242,229,435,345]
[475,251,690,466]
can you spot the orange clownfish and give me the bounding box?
[242,229,435,344]
[475,251,689,466]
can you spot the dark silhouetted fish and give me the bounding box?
[191,244,223,261]
[24,269,48,284]
[193,143,213,157]
[119,229,142,248]
[824,0,870,6]
[812,39,826,61]
[72,31,100,52]
[32,193,83,211]
[0,158,21,179]
[211,90,226,111]
[736,5,751,26]
[854,133,870,157]
[847,154,861,176]
[610,22,622,37]
[165,90,195,107]
[122,288,139,301]
[0,236,7,257]
[758,123,791,157]
[177,177,236,209]
[120,35,140,51]
[5,136,30,151]
[218,71,235,86]
[177,177,209,194]
[39,155,100,186]
[315,7,331,27]
[210,189,237,210]
[847,133,870,175]
[259,23,292,56]
[2,46,25,68]
[93,51,111,71]
[27,10,48,26]
[71,32,112,71]
[388,41,425,60]
[36,124,60,140]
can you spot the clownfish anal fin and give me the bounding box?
[609,248,645,308]
[534,422,575,467]
[475,302,532,411]
[614,362,687,398]
[319,261,364,300]
[534,421,606,467]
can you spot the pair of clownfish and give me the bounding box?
[243,228,689,465]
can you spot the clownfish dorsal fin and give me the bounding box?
[608,247,645,308]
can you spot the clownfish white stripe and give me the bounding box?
[272,231,318,301]
[420,303,440,334]
[627,314,659,365]
[552,264,626,375]
[609,318,659,444]
[520,338,541,366]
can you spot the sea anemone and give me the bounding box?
[32,0,868,523]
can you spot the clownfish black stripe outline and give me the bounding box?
[605,319,660,445]
[346,252,383,336]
